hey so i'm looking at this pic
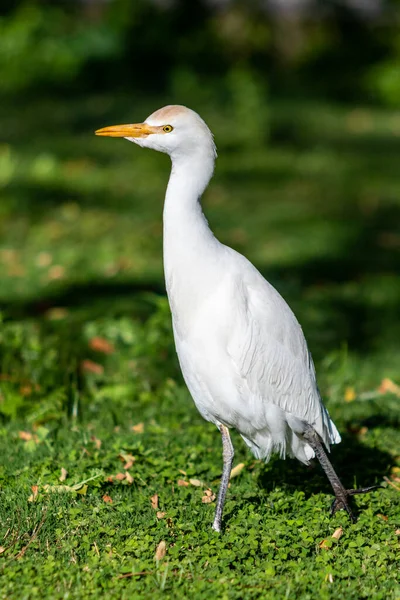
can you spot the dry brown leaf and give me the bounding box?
[115,473,126,481]
[202,489,216,504]
[156,511,166,519]
[119,452,135,470]
[48,265,65,280]
[28,485,39,503]
[189,478,203,487]
[377,514,388,521]
[230,463,245,478]
[117,571,152,580]
[348,424,369,437]
[59,468,68,482]
[102,495,113,504]
[154,541,166,561]
[20,385,33,397]
[177,479,189,487]
[384,476,400,491]
[332,526,343,540]
[125,471,133,484]
[395,529,400,535]
[81,360,104,375]
[19,431,33,441]
[378,378,400,397]
[320,526,344,549]
[36,252,52,267]
[91,436,102,449]
[179,469,187,476]
[131,423,144,434]
[150,494,159,510]
[0,547,5,554]
[89,336,115,355]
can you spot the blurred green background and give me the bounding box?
[1,2,400,598]
[1,0,400,418]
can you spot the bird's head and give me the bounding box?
[95,105,216,162]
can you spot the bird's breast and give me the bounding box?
[164,247,229,340]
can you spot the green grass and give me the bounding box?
[0,94,400,598]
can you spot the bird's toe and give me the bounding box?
[330,492,356,522]
[347,485,381,496]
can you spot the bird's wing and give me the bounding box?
[225,252,338,447]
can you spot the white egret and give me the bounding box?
[96,105,375,531]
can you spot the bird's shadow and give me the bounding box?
[254,432,392,502]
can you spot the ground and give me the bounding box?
[0,95,399,598]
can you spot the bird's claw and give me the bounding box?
[330,493,356,522]
[330,485,380,522]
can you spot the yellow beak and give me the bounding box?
[95,123,158,138]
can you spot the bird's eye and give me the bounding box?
[163,125,173,133]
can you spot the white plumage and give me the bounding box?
[96,104,373,530]
[173,239,341,462]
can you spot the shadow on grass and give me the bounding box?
[256,432,393,503]
[2,194,400,357]
[262,202,400,285]
[0,280,165,321]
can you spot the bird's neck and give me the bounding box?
[163,149,216,253]
[164,148,214,218]
[163,149,221,304]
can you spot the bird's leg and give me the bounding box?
[303,426,377,522]
[212,424,234,532]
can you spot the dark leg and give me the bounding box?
[303,426,377,522]
[212,424,234,532]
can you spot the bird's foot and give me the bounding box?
[330,485,380,522]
